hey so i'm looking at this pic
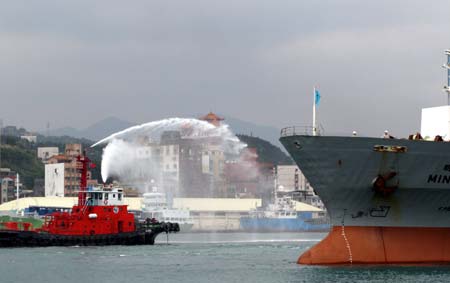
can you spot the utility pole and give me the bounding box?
[0,118,2,173]
[16,173,19,201]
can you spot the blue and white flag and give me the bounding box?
[314,88,321,106]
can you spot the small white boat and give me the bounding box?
[141,190,194,232]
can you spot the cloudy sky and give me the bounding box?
[1,0,450,137]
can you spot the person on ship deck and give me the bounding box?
[382,130,394,139]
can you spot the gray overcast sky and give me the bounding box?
[1,0,450,137]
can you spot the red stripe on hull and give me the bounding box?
[299,226,450,264]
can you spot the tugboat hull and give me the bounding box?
[0,223,180,247]
[0,230,153,247]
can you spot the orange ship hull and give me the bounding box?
[299,226,450,264]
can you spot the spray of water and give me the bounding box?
[92,118,247,193]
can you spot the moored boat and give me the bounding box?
[240,195,329,232]
[142,190,194,232]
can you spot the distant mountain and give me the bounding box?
[224,117,283,150]
[46,126,80,138]
[46,115,285,150]
[80,117,135,141]
[47,117,135,142]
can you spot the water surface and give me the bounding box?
[1,232,450,283]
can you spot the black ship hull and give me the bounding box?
[0,222,180,248]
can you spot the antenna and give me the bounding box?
[443,49,450,105]
[46,122,50,137]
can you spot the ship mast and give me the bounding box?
[76,151,91,206]
[444,49,450,105]
[0,119,2,178]
[313,87,317,136]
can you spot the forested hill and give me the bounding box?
[236,134,293,165]
[1,136,44,189]
[0,135,104,190]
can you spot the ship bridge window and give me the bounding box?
[99,193,103,200]
[105,193,109,200]
[118,194,122,201]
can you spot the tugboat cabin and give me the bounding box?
[42,186,136,236]
[85,187,124,206]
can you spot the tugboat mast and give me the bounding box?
[76,151,91,207]
[444,49,450,105]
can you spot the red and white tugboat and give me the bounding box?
[0,152,179,247]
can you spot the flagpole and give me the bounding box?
[313,87,317,136]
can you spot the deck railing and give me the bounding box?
[280,126,323,137]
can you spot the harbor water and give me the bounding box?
[1,232,450,283]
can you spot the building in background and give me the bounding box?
[46,144,94,197]
[37,147,59,163]
[20,135,37,143]
[223,148,273,199]
[0,168,26,204]
[275,165,324,210]
[45,163,65,197]
[200,112,225,127]
[126,112,230,198]
[1,126,27,137]
[33,178,45,197]
[64,144,82,157]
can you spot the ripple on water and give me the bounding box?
[0,233,450,283]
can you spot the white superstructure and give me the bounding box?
[142,190,194,232]
[420,105,450,139]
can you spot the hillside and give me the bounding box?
[0,137,44,189]
[237,134,293,165]
[0,135,105,190]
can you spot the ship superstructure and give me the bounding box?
[142,190,194,232]
[240,195,329,232]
